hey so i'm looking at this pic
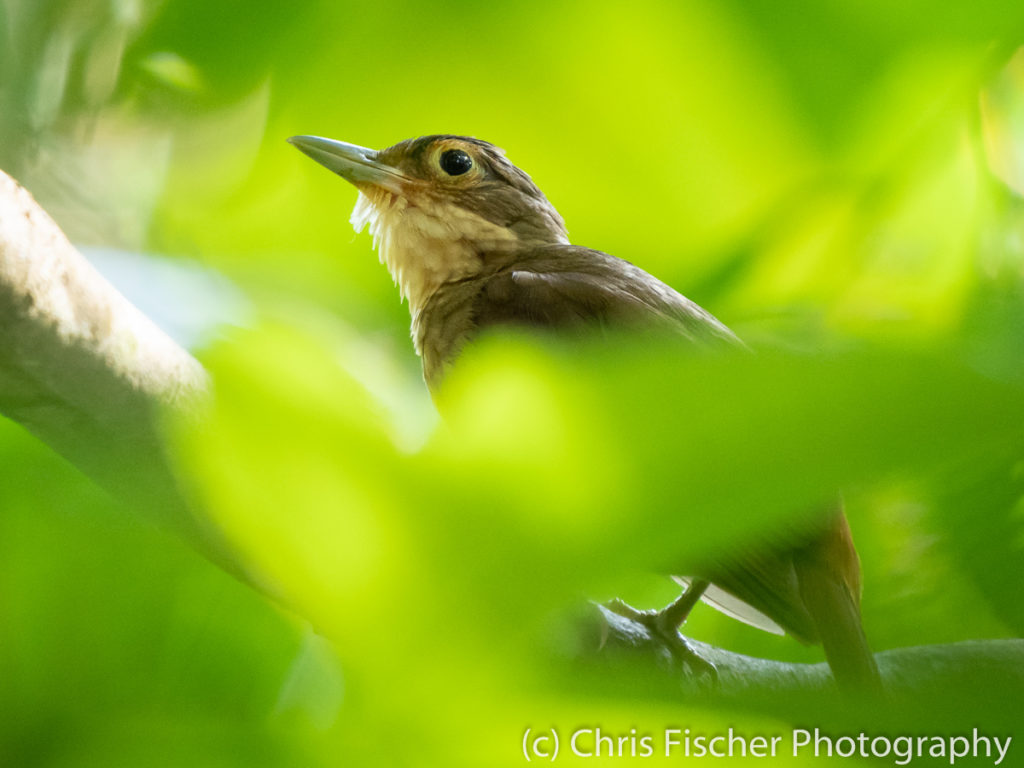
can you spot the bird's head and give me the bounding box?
[289,134,568,313]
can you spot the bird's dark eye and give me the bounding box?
[440,149,473,176]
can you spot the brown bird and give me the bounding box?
[288,133,882,695]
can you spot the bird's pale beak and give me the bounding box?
[288,135,405,193]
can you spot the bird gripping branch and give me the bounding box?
[289,133,882,696]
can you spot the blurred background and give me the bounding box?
[2,0,1024,765]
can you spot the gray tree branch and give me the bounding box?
[584,603,1023,725]
[0,168,247,581]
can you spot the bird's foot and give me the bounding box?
[604,598,718,686]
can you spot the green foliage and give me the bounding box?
[2,0,1024,765]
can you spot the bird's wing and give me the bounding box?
[470,245,741,348]
[691,550,820,644]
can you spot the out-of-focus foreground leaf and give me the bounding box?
[167,319,1024,763]
[0,423,328,767]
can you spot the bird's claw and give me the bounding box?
[603,598,719,688]
[604,597,652,624]
[675,636,719,686]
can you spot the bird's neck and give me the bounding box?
[351,191,518,317]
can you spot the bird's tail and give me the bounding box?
[794,552,883,697]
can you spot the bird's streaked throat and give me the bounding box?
[350,187,518,318]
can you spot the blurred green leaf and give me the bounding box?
[161,319,1024,763]
[0,423,325,767]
